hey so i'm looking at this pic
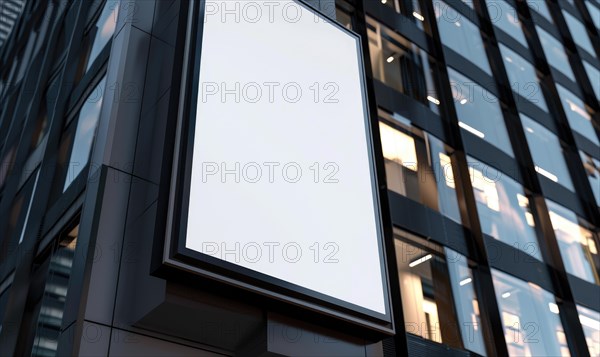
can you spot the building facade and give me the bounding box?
[0,0,598,356]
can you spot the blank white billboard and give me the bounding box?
[184,0,388,315]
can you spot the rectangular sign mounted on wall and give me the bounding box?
[165,0,392,332]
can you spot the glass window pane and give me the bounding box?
[335,6,352,30]
[487,0,528,46]
[445,248,487,355]
[434,1,492,74]
[448,68,514,156]
[583,61,600,100]
[546,200,600,284]
[536,26,576,81]
[521,114,574,190]
[580,150,600,206]
[562,10,596,58]
[15,31,37,83]
[529,0,553,23]
[18,170,40,245]
[86,0,119,71]
[410,0,426,27]
[586,1,600,29]
[492,270,571,356]
[381,0,400,13]
[461,0,475,9]
[499,44,548,111]
[555,84,599,145]
[379,110,462,223]
[577,305,600,357]
[1,171,38,253]
[32,10,52,56]
[429,135,463,223]
[468,157,541,259]
[30,225,79,357]
[63,77,107,191]
[367,18,441,113]
[395,230,488,353]
[378,0,426,27]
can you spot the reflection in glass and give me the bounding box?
[32,11,52,56]
[367,17,441,113]
[335,5,352,30]
[580,151,600,206]
[381,0,400,13]
[487,0,528,46]
[380,0,426,27]
[63,77,107,191]
[546,200,600,285]
[410,0,426,27]
[492,270,571,356]
[583,61,600,100]
[434,1,492,74]
[30,226,79,357]
[394,230,488,354]
[74,1,119,84]
[529,0,553,22]
[448,68,514,156]
[86,0,119,71]
[577,305,600,357]
[445,248,487,356]
[15,31,37,84]
[536,26,575,81]
[459,0,474,8]
[499,44,548,111]
[521,114,574,190]
[379,110,462,223]
[468,157,541,260]
[555,84,599,145]
[1,169,41,258]
[18,171,40,244]
[562,10,596,58]
[586,1,600,29]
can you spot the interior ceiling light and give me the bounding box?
[409,254,432,268]
[413,12,425,21]
[427,96,441,105]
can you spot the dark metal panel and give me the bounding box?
[387,192,471,258]
[462,134,522,184]
[484,235,555,293]
[373,80,448,143]
[569,275,600,311]
[538,175,587,217]
[364,0,430,52]
[444,49,499,97]
[406,333,472,357]
[574,132,600,160]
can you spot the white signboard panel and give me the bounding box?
[184,0,388,315]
